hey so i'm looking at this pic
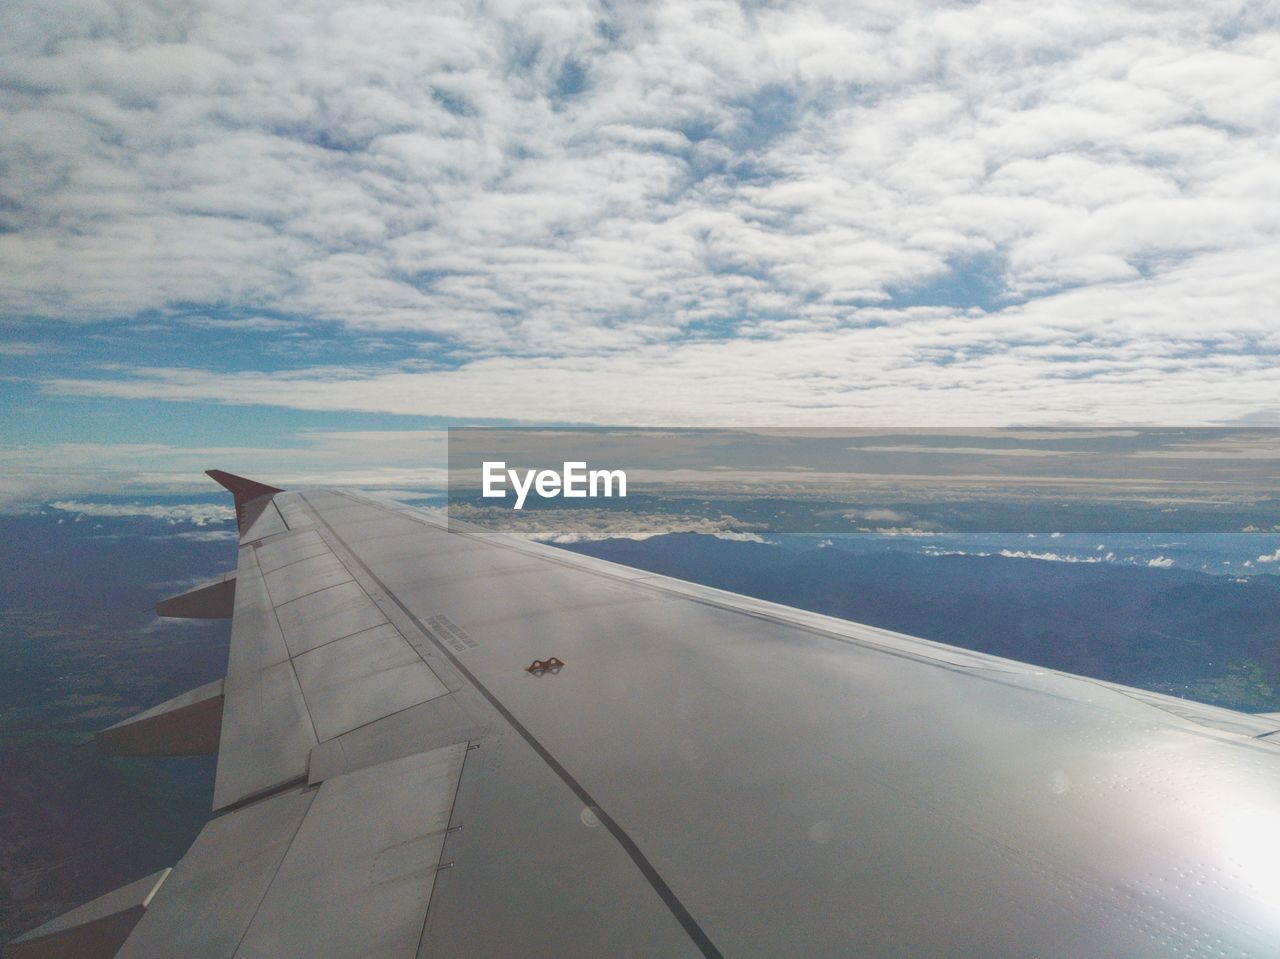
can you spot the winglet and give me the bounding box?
[206,469,284,505]
[207,469,284,533]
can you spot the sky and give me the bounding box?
[2,0,1279,504]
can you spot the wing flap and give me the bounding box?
[232,743,466,959]
[116,745,467,959]
[115,789,317,959]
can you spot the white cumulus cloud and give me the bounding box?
[0,0,1275,428]
[48,500,235,525]
[999,549,1103,563]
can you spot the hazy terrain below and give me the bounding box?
[0,511,232,942]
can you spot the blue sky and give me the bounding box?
[2,0,1279,504]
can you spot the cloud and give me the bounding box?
[1147,555,1175,568]
[0,0,1277,424]
[998,549,1104,563]
[158,529,240,542]
[448,503,767,543]
[853,446,1074,457]
[0,341,57,356]
[48,500,235,525]
[852,508,909,522]
[1258,548,1280,564]
[41,326,1280,425]
[0,435,450,509]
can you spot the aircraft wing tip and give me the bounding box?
[206,469,285,505]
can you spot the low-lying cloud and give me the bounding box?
[48,500,235,525]
[449,504,769,543]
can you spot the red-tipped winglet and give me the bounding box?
[206,469,284,534]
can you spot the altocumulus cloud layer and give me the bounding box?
[2,0,1279,422]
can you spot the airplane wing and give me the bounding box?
[9,473,1280,958]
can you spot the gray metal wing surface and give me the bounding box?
[10,477,1280,958]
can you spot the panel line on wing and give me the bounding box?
[224,787,318,959]
[270,600,324,747]
[233,744,468,958]
[250,524,452,750]
[306,493,727,959]
[256,534,339,735]
[413,739,476,957]
[281,618,386,658]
